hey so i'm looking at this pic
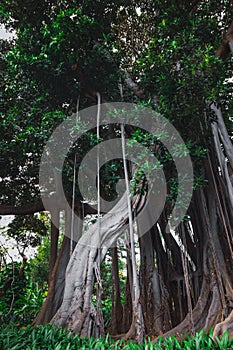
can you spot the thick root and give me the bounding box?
[213,310,233,339]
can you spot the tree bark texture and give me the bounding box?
[51,193,144,336]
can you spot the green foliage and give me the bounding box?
[6,214,48,249]
[0,325,232,350]
[0,262,27,321]
[1,0,232,209]
[132,2,233,142]
[0,262,46,324]
[11,281,46,324]
[0,39,67,205]
[0,228,50,324]
[29,236,50,290]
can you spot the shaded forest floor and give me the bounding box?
[0,324,232,349]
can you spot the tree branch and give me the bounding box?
[124,72,145,99]
[216,20,233,60]
[0,201,45,215]
[0,196,100,217]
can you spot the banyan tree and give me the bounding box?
[0,0,232,343]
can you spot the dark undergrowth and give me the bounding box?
[0,324,232,349]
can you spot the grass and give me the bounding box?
[0,324,232,349]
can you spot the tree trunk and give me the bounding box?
[213,310,233,339]
[49,209,60,283]
[33,206,82,325]
[110,247,123,334]
[139,229,162,336]
[33,235,71,325]
[51,192,143,336]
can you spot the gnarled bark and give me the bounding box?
[51,192,144,336]
[109,247,123,334]
[139,229,163,336]
[213,310,233,339]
